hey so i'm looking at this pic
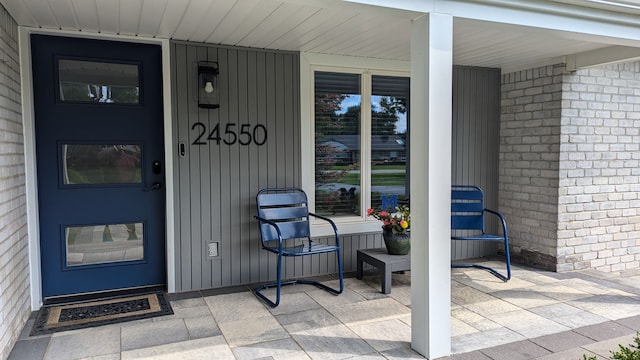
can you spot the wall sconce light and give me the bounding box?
[198,62,219,109]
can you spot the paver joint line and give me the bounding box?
[7,262,640,360]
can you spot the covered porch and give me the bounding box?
[10,263,640,359]
[2,0,640,359]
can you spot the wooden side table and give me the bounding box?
[356,248,411,294]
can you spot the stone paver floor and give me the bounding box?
[9,260,640,359]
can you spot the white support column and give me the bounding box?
[410,12,453,359]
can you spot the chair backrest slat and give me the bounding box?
[451,202,483,213]
[257,192,307,207]
[259,220,309,241]
[256,188,311,242]
[451,185,485,232]
[258,206,308,222]
[451,214,484,230]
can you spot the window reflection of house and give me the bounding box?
[316,137,355,165]
[317,134,406,165]
[372,135,406,163]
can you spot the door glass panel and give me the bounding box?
[65,223,144,266]
[58,59,140,104]
[63,144,142,185]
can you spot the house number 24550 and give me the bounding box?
[191,122,267,146]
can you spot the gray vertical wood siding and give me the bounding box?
[171,42,501,291]
[451,66,502,260]
[171,42,304,291]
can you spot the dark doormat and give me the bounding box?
[30,291,173,336]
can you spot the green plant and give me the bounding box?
[611,333,640,360]
[582,332,640,360]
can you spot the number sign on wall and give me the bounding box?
[192,122,267,146]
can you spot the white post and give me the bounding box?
[410,12,453,359]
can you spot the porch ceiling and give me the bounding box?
[2,0,640,71]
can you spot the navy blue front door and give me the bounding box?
[31,35,166,298]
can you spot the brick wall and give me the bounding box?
[501,62,640,273]
[559,62,640,273]
[0,5,29,360]
[499,65,564,271]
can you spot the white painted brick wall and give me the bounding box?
[559,61,640,273]
[502,61,640,273]
[500,64,564,270]
[0,5,28,360]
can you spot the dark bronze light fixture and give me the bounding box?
[198,62,219,109]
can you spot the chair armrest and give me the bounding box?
[309,212,338,230]
[483,209,508,237]
[309,212,341,245]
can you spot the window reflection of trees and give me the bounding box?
[314,72,410,217]
[58,59,140,104]
[60,83,140,103]
[66,223,144,266]
[63,144,142,184]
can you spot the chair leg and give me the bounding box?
[254,252,283,307]
[337,246,344,293]
[452,263,510,282]
[254,252,344,308]
[295,250,344,295]
[503,237,511,281]
[451,240,511,282]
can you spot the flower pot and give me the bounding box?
[382,230,410,255]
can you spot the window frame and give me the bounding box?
[300,53,410,236]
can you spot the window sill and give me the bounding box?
[311,218,382,237]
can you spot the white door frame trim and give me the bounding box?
[18,27,176,310]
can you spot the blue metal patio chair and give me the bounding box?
[451,185,511,281]
[254,188,344,307]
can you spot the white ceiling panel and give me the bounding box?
[265,7,337,50]
[49,0,81,31]
[4,0,640,72]
[22,0,60,29]
[0,1,36,27]
[71,0,99,32]
[550,0,640,14]
[171,0,218,41]
[184,1,237,42]
[204,0,263,44]
[271,8,359,51]
[300,12,379,53]
[118,0,144,36]
[349,19,410,59]
[452,18,611,69]
[155,1,189,39]
[95,0,119,34]
[239,3,319,48]
[137,0,168,37]
[217,0,281,45]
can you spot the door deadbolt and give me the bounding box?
[152,161,162,174]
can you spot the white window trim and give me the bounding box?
[300,52,409,237]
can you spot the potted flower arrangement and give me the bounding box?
[367,205,411,255]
